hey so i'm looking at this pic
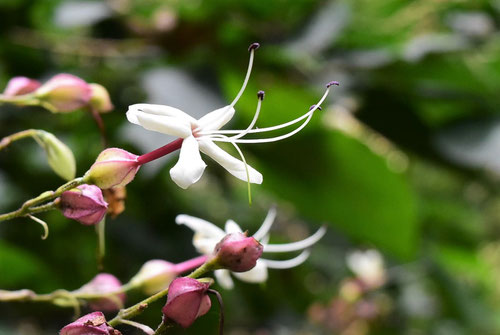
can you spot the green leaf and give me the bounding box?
[257,130,418,259]
[0,241,50,287]
[34,130,76,181]
[220,70,418,259]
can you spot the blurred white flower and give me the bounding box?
[346,249,387,289]
[126,43,336,189]
[176,208,327,289]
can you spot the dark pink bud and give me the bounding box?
[3,76,41,96]
[59,311,121,335]
[59,184,108,225]
[75,273,125,312]
[35,73,92,112]
[84,148,140,189]
[213,233,263,272]
[162,277,211,328]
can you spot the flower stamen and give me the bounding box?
[229,43,259,109]
[261,249,311,269]
[262,225,327,253]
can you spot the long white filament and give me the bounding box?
[253,207,277,241]
[261,250,311,269]
[263,226,327,253]
[230,96,262,140]
[202,86,331,137]
[229,48,255,108]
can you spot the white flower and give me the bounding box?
[346,249,387,289]
[176,208,327,289]
[126,43,337,189]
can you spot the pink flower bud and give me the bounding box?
[162,277,211,328]
[75,273,125,312]
[59,184,108,225]
[89,83,113,113]
[129,260,177,295]
[35,73,91,112]
[3,76,41,96]
[213,233,263,272]
[85,148,140,189]
[59,311,121,335]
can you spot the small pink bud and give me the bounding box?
[89,83,113,113]
[59,311,121,335]
[59,184,108,225]
[35,73,91,112]
[85,148,140,189]
[213,233,263,272]
[3,76,41,96]
[75,273,125,312]
[129,260,177,295]
[162,277,211,328]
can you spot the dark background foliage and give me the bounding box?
[1,0,500,334]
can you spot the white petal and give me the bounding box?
[224,220,243,234]
[263,226,327,253]
[253,207,277,241]
[193,236,220,255]
[261,250,311,269]
[175,214,226,240]
[232,260,268,283]
[127,109,193,138]
[170,136,207,189]
[197,105,235,131]
[214,269,234,290]
[198,140,263,184]
[128,104,197,122]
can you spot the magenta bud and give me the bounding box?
[76,273,125,312]
[35,73,92,112]
[85,148,140,189]
[3,76,41,96]
[59,311,121,335]
[162,278,211,328]
[59,184,108,225]
[129,260,178,295]
[213,233,263,272]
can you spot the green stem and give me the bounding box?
[0,177,84,222]
[108,258,219,327]
[0,129,39,151]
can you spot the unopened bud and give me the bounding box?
[35,130,76,181]
[59,184,108,225]
[89,83,113,113]
[59,311,121,335]
[162,277,211,328]
[129,260,177,295]
[75,273,125,312]
[35,73,91,112]
[84,148,140,189]
[3,76,41,96]
[213,232,263,272]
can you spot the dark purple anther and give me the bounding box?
[309,105,322,111]
[326,81,340,88]
[257,90,265,100]
[248,43,260,52]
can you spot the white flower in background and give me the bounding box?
[126,43,337,189]
[176,208,327,289]
[346,249,387,289]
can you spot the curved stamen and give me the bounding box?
[253,206,277,241]
[261,250,311,269]
[230,91,264,141]
[263,226,327,253]
[201,85,332,138]
[229,45,258,108]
